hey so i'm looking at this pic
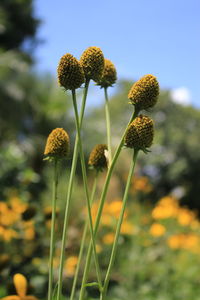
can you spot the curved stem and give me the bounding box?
[79,107,140,300]
[104,88,112,166]
[100,150,139,300]
[70,173,98,300]
[48,160,58,300]
[71,89,102,290]
[56,80,90,300]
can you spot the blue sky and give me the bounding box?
[34,0,200,106]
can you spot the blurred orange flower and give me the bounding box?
[149,223,166,237]
[1,273,38,300]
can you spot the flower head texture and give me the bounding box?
[57,53,85,90]
[80,46,104,82]
[96,59,117,88]
[124,115,154,151]
[128,74,159,110]
[44,128,70,160]
[88,144,108,171]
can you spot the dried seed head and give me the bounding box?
[96,59,117,88]
[80,46,104,82]
[44,128,70,160]
[88,144,108,171]
[124,115,154,151]
[57,53,85,90]
[128,74,159,110]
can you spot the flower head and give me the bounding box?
[44,128,70,161]
[80,46,104,82]
[124,115,154,152]
[1,273,38,300]
[96,59,117,88]
[88,144,108,171]
[128,74,159,110]
[149,223,166,237]
[57,53,85,90]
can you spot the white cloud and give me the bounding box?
[170,87,191,106]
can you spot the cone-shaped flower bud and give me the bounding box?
[44,128,70,161]
[80,46,104,82]
[96,59,117,88]
[57,53,85,90]
[124,115,154,151]
[128,74,159,110]
[88,144,108,171]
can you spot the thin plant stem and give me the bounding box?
[48,159,59,300]
[100,150,139,300]
[70,172,99,300]
[56,80,90,300]
[71,89,102,290]
[104,87,112,166]
[79,107,140,300]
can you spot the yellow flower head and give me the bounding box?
[152,196,179,219]
[65,256,78,276]
[102,233,115,245]
[88,144,108,172]
[44,128,70,161]
[149,223,166,237]
[57,53,85,90]
[128,74,159,110]
[96,58,117,88]
[1,273,38,300]
[124,115,154,151]
[80,46,104,82]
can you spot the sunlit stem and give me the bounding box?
[71,89,102,291]
[57,80,90,300]
[48,159,58,300]
[79,107,140,300]
[104,87,112,167]
[70,172,99,300]
[100,150,139,300]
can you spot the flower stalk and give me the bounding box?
[100,150,139,300]
[70,172,99,300]
[71,89,102,291]
[48,159,59,300]
[104,87,112,166]
[79,107,140,300]
[56,80,90,300]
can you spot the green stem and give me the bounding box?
[71,89,102,290]
[100,150,139,300]
[79,107,140,300]
[70,173,98,300]
[48,160,58,300]
[104,88,112,166]
[56,80,90,300]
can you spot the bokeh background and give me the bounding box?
[1,0,200,299]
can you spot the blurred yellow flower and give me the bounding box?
[120,221,134,235]
[1,273,38,300]
[102,233,115,245]
[152,196,178,219]
[167,234,184,249]
[177,208,196,226]
[101,214,113,226]
[149,223,166,237]
[65,256,78,276]
[167,234,200,253]
[131,176,152,193]
[107,200,123,219]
